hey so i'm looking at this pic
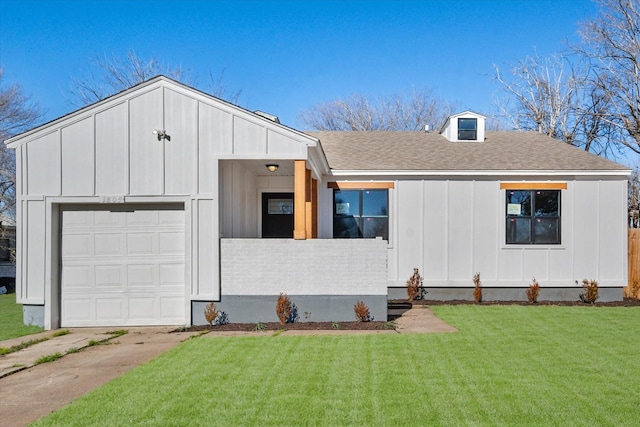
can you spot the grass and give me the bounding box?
[0,293,43,341]
[0,336,49,355]
[35,352,63,365]
[33,306,640,426]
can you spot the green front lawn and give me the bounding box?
[0,293,43,341]
[34,306,640,426]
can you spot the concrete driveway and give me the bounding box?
[0,327,199,427]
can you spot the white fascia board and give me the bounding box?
[328,169,632,178]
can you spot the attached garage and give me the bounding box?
[60,205,185,327]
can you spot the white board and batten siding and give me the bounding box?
[9,77,319,328]
[386,178,627,288]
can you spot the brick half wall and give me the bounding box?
[211,238,388,323]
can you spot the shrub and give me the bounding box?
[406,268,425,301]
[204,302,219,326]
[473,272,482,303]
[254,321,267,331]
[526,277,540,303]
[215,311,229,326]
[354,300,372,322]
[578,279,599,304]
[276,293,292,325]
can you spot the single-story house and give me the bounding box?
[5,76,630,329]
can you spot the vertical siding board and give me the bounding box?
[472,181,498,280]
[95,103,128,195]
[598,180,626,281]
[396,180,423,278]
[26,132,60,195]
[448,181,473,281]
[164,89,197,195]
[199,103,232,193]
[26,200,45,301]
[573,181,599,278]
[423,181,448,281]
[61,117,94,196]
[129,88,164,195]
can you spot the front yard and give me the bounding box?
[31,305,640,426]
[0,294,43,340]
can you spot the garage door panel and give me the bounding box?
[62,234,92,257]
[61,205,185,327]
[94,210,126,227]
[95,265,124,289]
[96,298,124,321]
[63,298,92,321]
[62,265,92,288]
[159,232,184,254]
[95,233,126,256]
[127,233,156,255]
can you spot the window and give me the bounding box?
[458,118,477,140]
[506,190,560,244]
[334,189,388,240]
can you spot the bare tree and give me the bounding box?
[577,0,640,154]
[0,69,43,219]
[69,50,242,106]
[298,88,455,131]
[492,53,614,152]
[68,50,192,106]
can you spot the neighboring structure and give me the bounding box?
[5,77,631,329]
[0,215,16,291]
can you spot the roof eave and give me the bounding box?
[328,169,632,177]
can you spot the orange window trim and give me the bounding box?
[500,182,567,190]
[328,181,395,189]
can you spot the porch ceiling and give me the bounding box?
[234,160,295,176]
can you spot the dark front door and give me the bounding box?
[262,192,294,238]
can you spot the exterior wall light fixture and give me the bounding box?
[152,129,170,141]
[266,164,279,172]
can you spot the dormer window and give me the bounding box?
[458,118,477,140]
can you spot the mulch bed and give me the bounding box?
[181,321,392,332]
[177,297,640,333]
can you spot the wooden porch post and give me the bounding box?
[311,178,318,238]
[293,160,307,240]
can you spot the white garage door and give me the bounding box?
[61,205,185,327]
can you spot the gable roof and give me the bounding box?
[309,131,630,173]
[5,75,316,147]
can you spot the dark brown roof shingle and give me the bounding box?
[308,131,629,172]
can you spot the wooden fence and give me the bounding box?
[628,229,640,298]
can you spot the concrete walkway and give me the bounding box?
[0,307,455,426]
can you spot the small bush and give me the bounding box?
[331,322,341,330]
[406,268,425,301]
[526,277,541,303]
[254,321,267,331]
[215,311,229,326]
[473,272,482,303]
[204,302,219,326]
[354,301,372,322]
[276,293,298,324]
[578,279,599,304]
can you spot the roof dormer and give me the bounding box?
[440,110,486,142]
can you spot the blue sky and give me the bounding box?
[2,0,598,129]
